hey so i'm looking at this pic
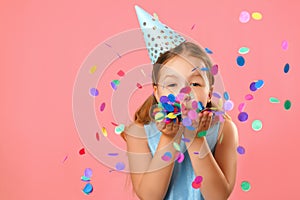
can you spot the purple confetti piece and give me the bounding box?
[100,102,106,112]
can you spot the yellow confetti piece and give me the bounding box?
[252,12,262,20]
[218,98,223,109]
[167,112,176,119]
[101,127,107,137]
[173,142,181,151]
[89,65,97,74]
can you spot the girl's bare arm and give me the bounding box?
[125,122,183,200]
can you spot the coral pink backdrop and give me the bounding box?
[1,0,299,199]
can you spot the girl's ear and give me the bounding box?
[153,85,159,102]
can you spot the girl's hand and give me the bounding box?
[156,117,181,138]
[195,110,213,134]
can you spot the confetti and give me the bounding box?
[269,97,280,103]
[162,151,172,162]
[252,12,262,20]
[84,168,93,178]
[192,176,203,189]
[115,124,125,134]
[239,11,250,23]
[117,70,125,77]
[212,92,222,99]
[90,88,99,96]
[115,162,125,171]
[107,153,119,156]
[182,117,192,126]
[223,100,234,111]
[238,112,248,122]
[197,130,207,137]
[200,67,209,71]
[182,138,190,143]
[205,48,213,54]
[241,181,251,192]
[238,47,250,54]
[188,110,197,120]
[238,103,246,112]
[153,12,159,20]
[82,183,93,195]
[284,100,291,110]
[100,102,106,112]
[245,94,254,100]
[140,69,146,77]
[62,155,68,163]
[237,146,245,154]
[176,152,185,163]
[173,142,181,151]
[137,83,143,89]
[89,65,97,74]
[79,148,85,155]
[191,24,196,30]
[284,63,290,73]
[81,176,90,182]
[249,82,257,92]
[96,132,100,141]
[102,127,108,137]
[168,94,176,102]
[254,80,264,89]
[236,56,245,67]
[211,64,218,75]
[111,122,118,126]
[252,120,263,131]
[223,92,229,101]
[281,40,288,50]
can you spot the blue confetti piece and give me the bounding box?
[168,94,176,102]
[236,56,245,67]
[186,125,195,130]
[205,47,213,54]
[284,63,290,73]
[223,92,230,100]
[90,88,99,96]
[200,67,209,71]
[115,162,125,171]
[110,82,117,90]
[82,183,93,195]
[254,80,264,89]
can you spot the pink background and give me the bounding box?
[1,0,299,199]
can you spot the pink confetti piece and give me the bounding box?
[96,132,100,141]
[111,122,118,126]
[191,24,196,30]
[100,102,106,112]
[238,103,246,112]
[245,94,254,100]
[62,155,68,163]
[137,83,143,89]
[117,70,125,77]
[282,40,288,50]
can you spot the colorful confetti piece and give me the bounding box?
[223,100,234,111]
[205,47,213,54]
[102,127,108,137]
[192,176,203,189]
[176,152,185,163]
[223,92,230,101]
[238,103,246,112]
[117,70,125,77]
[197,130,207,137]
[237,56,245,67]
[107,153,119,156]
[162,151,172,162]
[237,146,245,154]
[269,97,280,103]
[241,181,251,192]
[115,124,125,134]
[245,94,254,100]
[252,12,262,20]
[84,168,93,178]
[137,83,143,89]
[90,88,99,96]
[96,132,100,141]
[238,47,250,54]
[211,64,218,75]
[284,63,290,73]
[282,40,288,50]
[115,162,125,171]
[62,155,68,163]
[284,100,291,110]
[100,102,106,112]
[238,112,248,122]
[82,183,93,195]
[173,142,181,151]
[191,24,196,30]
[239,11,250,23]
[89,65,97,74]
[252,120,263,131]
[182,138,190,143]
[79,148,85,155]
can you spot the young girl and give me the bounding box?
[121,6,238,200]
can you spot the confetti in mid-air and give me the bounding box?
[282,40,288,50]
[251,12,263,20]
[237,56,245,67]
[115,162,125,171]
[192,176,203,189]
[82,183,93,195]
[100,102,106,112]
[252,120,263,131]
[117,70,125,77]
[241,181,251,192]
[269,97,280,103]
[90,88,99,96]
[238,112,248,122]
[162,151,172,162]
[205,47,213,54]
[79,148,85,155]
[238,47,250,54]
[237,146,246,154]
[239,11,250,23]
[115,124,125,135]
[89,65,97,74]
[284,63,290,73]
[284,100,291,110]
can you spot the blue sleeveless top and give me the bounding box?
[144,121,220,200]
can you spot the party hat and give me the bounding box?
[134,5,186,64]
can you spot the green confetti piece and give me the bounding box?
[112,79,120,86]
[284,100,291,110]
[173,142,181,151]
[252,120,262,131]
[241,181,251,192]
[238,47,250,54]
[269,97,280,103]
[197,130,207,137]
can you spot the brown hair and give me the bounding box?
[120,41,215,141]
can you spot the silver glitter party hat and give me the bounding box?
[134,5,186,64]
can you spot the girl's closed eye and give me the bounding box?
[167,83,177,87]
[190,82,202,87]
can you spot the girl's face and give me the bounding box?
[153,55,212,107]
